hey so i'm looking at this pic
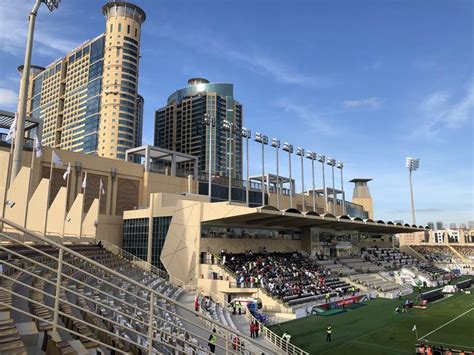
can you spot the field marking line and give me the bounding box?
[419,308,473,340]
[423,339,474,350]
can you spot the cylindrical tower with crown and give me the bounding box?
[99,1,146,159]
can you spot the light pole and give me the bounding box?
[296,147,305,212]
[327,158,337,215]
[306,151,317,212]
[282,142,294,208]
[203,113,215,200]
[255,133,268,206]
[271,138,281,209]
[241,128,251,206]
[222,120,236,203]
[318,154,327,213]
[11,0,61,181]
[406,157,420,225]
[337,161,345,215]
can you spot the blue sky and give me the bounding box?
[1,0,472,225]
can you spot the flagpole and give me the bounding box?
[62,165,70,240]
[44,149,55,240]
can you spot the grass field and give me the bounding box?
[270,290,474,354]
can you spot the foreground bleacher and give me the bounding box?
[0,218,273,355]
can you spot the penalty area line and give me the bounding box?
[419,308,473,340]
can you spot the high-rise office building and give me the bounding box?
[468,221,474,230]
[25,1,146,160]
[427,222,435,230]
[449,223,457,230]
[436,221,444,230]
[154,78,243,178]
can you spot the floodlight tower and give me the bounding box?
[241,128,251,206]
[255,133,268,206]
[282,142,294,208]
[271,138,281,209]
[306,151,317,211]
[336,161,345,215]
[203,113,216,199]
[296,147,305,212]
[11,0,61,181]
[318,154,327,213]
[327,158,337,215]
[406,157,420,225]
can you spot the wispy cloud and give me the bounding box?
[416,84,474,138]
[0,2,78,57]
[0,88,17,107]
[147,23,330,88]
[273,98,339,136]
[343,97,382,109]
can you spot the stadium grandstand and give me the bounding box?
[1,128,473,353]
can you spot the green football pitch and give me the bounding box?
[269,290,474,354]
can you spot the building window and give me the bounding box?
[127,24,130,34]
[135,28,138,37]
[118,23,122,32]
[110,24,113,32]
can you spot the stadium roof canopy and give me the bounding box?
[202,206,425,233]
[0,110,41,131]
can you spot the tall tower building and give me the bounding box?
[25,1,145,159]
[349,178,374,219]
[154,78,243,178]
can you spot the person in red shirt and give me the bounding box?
[250,321,255,338]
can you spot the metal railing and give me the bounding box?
[0,217,274,355]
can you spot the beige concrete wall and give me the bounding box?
[64,194,83,237]
[46,187,67,237]
[26,178,48,234]
[96,215,123,246]
[82,199,99,238]
[4,168,30,233]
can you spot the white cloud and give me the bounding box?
[148,23,329,88]
[417,84,474,137]
[0,2,78,56]
[0,88,18,106]
[343,97,382,109]
[273,98,338,136]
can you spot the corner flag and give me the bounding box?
[412,325,416,332]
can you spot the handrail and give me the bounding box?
[0,217,274,355]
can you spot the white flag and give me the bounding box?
[33,134,42,158]
[412,325,417,332]
[82,172,87,189]
[51,151,63,167]
[5,113,17,141]
[63,162,71,180]
[99,178,105,195]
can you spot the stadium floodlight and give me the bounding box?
[11,0,62,182]
[222,120,237,203]
[255,133,268,206]
[296,148,306,212]
[326,158,337,215]
[317,154,327,212]
[203,113,216,199]
[241,128,251,206]
[406,157,420,225]
[282,142,294,208]
[271,138,281,209]
[306,151,317,211]
[43,0,61,11]
[336,161,346,215]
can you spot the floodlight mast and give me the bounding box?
[241,128,251,206]
[336,161,345,215]
[271,138,281,209]
[306,151,317,212]
[406,157,420,225]
[255,133,268,206]
[318,154,327,213]
[296,147,305,212]
[327,158,337,215]
[283,142,294,208]
[203,113,215,200]
[11,0,61,181]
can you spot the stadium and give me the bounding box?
[1,1,473,355]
